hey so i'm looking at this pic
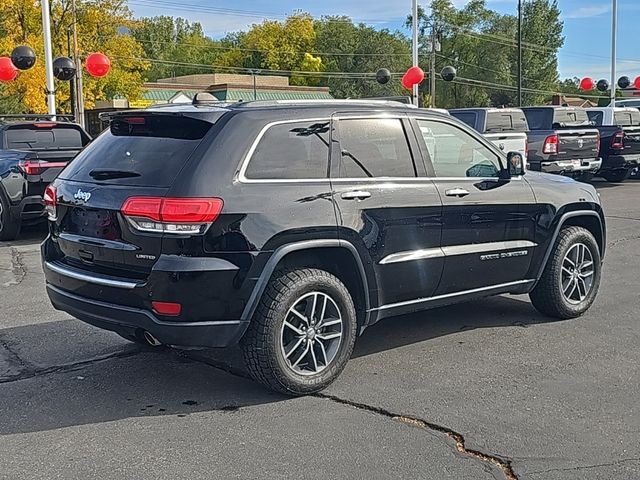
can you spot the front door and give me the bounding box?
[413,117,538,296]
[330,114,443,311]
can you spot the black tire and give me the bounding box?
[530,226,601,319]
[0,193,20,241]
[601,169,630,183]
[575,173,594,183]
[241,268,357,396]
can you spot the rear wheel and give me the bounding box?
[530,226,601,319]
[0,194,20,241]
[241,268,357,396]
[601,169,630,183]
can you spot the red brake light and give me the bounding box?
[152,301,182,316]
[611,130,624,150]
[542,134,558,155]
[19,160,68,175]
[34,122,56,128]
[121,197,223,234]
[125,117,146,125]
[43,185,57,220]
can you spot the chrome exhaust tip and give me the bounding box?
[143,331,162,347]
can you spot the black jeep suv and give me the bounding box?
[42,99,605,395]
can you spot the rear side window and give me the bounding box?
[523,109,553,130]
[587,111,604,126]
[486,111,529,132]
[6,126,87,149]
[245,120,330,179]
[614,110,640,126]
[60,115,212,187]
[450,112,477,129]
[336,118,415,178]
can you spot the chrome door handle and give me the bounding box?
[341,190,372,201]
[445,188,470,198]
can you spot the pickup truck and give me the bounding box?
[522,106,601,180]
[585,107,640,182]
[0,116,91,240]
[449,108,529,163]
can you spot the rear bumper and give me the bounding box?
[9,194,45,221]
[599,154,640,172]
[540,158,602,176]
[46,283,249,348]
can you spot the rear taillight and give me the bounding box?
[121,197,223,235]
[611,130,624,150]
[542,134,558,154]
[43,185,57,220]
[595,133,601,153]
[19,160,68,175]
[152,301,182,316]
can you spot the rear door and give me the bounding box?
[50,114,215,280]
[330,113,443,311]
[413,116,538,295]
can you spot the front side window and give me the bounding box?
[337,118,415,178]
[417,120,503,178]
[245,120,331,180]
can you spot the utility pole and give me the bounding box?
[411,0,419,107]
[72,0,85,127]
[517,0,523,107]
[429,23,436,108]
[610,0,618,106]
[41,0,56,117]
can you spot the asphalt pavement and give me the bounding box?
[1,180,639,480]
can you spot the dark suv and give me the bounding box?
[42,99,605,395]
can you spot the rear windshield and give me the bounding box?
[6,125,88,150]
[552,108,590,127]
[523,109,553,130]
[523,108,590,129]
[60,115,213,187]
[587,111,604,126]
[450,112,477,129]
[486,111,529,133]
[614,110,640,126]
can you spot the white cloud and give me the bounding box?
[565,6,610,19]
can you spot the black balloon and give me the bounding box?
[376,68,391,84]
[11,45,36,71]
[441,66,457,82]
[596,79,610,92]
[53,57,76,81]
[618,76,631,89]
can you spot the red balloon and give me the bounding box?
[401,73,413,90]
[0,56,18,82]
[634,76,640,90]
[405,66,425,87]
[579,77,595,91]
[85,52,111,78]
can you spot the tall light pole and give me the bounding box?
[517,0,523,107]
[41,0,56,116]
[610,0,618,106]
[412,0,419,107]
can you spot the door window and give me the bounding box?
[417,120,502,178]
[337,118,416,178]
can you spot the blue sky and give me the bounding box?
[129,0,640,80]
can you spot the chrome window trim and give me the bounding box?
[379,240,537,264]
[373,279,535,312]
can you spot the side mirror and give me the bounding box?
[507,152,526,177]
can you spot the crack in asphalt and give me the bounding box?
[0,334,36,373]
[608,234,640,248]
[527,457,640,475]
[605,215,640,222]
[0,349,142,384]
[317,393,518,480]
[3,247,27,287]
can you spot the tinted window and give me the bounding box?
[337,118,415,178]
[614,111,640,126]
[486,111,529,132]
[523,108,553,130]
[6,126,86,149]
[553,108,589,126]
[245,120,330,179]
[60,115,212,187]
[418,120,502,178]
[450,112,477,129]
[587,111,604,126]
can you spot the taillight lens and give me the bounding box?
[611,130,624,150]
[542,134,558,155]
[19,160,68,175]
[43,185,57,220]
[121,197,223,235]
[152,301,182,316]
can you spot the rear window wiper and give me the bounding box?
[89,169,142,180]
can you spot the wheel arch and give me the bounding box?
[240,240,372,331]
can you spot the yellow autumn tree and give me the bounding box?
[0,0,148,113]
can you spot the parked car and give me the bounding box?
[42,99,605,395]
[522,106,601,180]
[586,107,640,182]
[449,108,529,165]
[0,115,91,240]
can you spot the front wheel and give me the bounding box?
[241,268,357,396]
[530,226,602,319]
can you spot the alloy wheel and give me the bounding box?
[561,243,595,305]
